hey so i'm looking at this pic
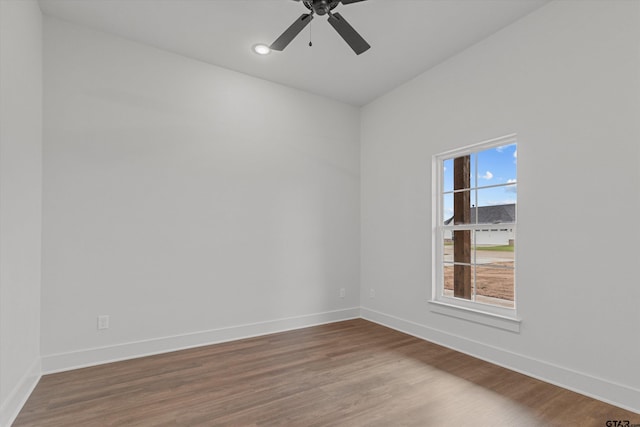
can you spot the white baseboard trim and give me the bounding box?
[42,307,360,375]
[0,357,41,427]
[361,307,640,415]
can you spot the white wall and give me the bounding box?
[361,0,640,413]
[0,0,43,424]
[41,17,360,370]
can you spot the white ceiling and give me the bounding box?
[38,0,549,106]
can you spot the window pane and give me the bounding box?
[443,263,454,298]
[455,262,474,299]
[473,228,516,257]
[452,190,475,224]
[443,227,475,264]
[443,233,453,263]
[475,187,516,225]
[451,154,473,191]
[470,152,477,189]
[444,153,478,191]
[443,230,475,299]
[476,144,517,188]
[474,231,515,275]
[443,193,453,225]
[475,265,514,308]
[443,264,476,300]
[443,158,453,193]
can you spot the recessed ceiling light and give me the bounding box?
[253,44,271,55]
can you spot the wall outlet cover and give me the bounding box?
[97,315,109,330]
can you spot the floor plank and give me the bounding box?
[14,319,639,426]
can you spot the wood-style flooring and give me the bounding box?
[14,319,639,426]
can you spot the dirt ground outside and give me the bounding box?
[443,248,514,304]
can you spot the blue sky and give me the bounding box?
[443,143,517,221]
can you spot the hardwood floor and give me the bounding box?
[14,319,639,426]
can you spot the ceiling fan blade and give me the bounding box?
[270,13,314,51]
[341,0,368,4]
[327,12,370,55]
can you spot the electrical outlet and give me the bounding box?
[339,288,345,298]
[97,315,109,330]
[370,289,376,298]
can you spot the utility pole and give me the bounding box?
[453,155,471,299]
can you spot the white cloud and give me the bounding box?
[513,149,517,159]
[481,171,493,180]
[496,143,516,153]
[507,179,517,184]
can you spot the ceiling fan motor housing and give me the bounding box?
[303,0,340,16]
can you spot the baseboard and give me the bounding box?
[0,357,41,427]
[361,307,640,415]
[42,307,360,374]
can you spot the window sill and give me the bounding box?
[428,300,521,333]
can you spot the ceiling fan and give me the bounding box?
[270,0,371,55]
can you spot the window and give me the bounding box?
[431,135,518,325]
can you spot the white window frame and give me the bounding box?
[430,134,520,332]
